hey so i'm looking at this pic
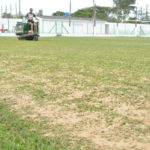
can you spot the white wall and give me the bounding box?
[0,18,150,37]
[0,18,22,33]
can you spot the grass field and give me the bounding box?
[0,37,150,150]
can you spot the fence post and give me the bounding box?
[135,24,138,36]
[42,20,44,33]
[116,23,119,36]
[87,23,88,35]
[7,18,10,33]
[55,21,57,34]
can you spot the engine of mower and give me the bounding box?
[16,22,30,35]
[15,22,39,41]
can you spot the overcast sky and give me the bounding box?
[1,0,150,15]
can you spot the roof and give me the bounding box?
[38,16,105,22]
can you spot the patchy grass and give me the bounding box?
[0,101,95,150]
[0,37,150,150]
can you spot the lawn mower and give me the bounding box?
[15,21,39,41]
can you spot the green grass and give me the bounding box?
[0,101,95,150]
[0,37,150,150]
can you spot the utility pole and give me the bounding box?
[135,6,138,26]
[5,5,7,13]
[69,0,72,26]
[93,0,96,26]
[140,7,143,21]
[0,6,3,18]
[93,0,96,35]
[19,0,21,17]
[15,3,18,18]
[121,10,124,23]
[10,5,12,15]
[146,5,149,21]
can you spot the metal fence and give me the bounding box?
[0,18,150,37]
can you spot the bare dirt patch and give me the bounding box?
[0,72,150,150]
[1,89,148,150]
[114,103,150,125]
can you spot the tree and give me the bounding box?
[113,0,136,22]
[2,13,13,18]
[72,7,93,18]
[52,11,65,16]
[37,9,43,16]
[72,6,117,22]
[96,6,117,22]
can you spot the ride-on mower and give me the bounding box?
[15,21,39,41]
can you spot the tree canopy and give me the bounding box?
[113,0,136,9]
[72,6,117,22]
[113,0,136,21]
[52,11,65,16]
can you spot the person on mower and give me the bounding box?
[26,8,39,33]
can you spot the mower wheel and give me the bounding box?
[33,36,38,41]
[18,37,24,40]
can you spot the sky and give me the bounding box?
[0,0,150,15]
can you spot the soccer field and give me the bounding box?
[0,37,150,150]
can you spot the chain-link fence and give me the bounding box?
[0,18,150,37]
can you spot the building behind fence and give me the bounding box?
[0,16,150,37]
